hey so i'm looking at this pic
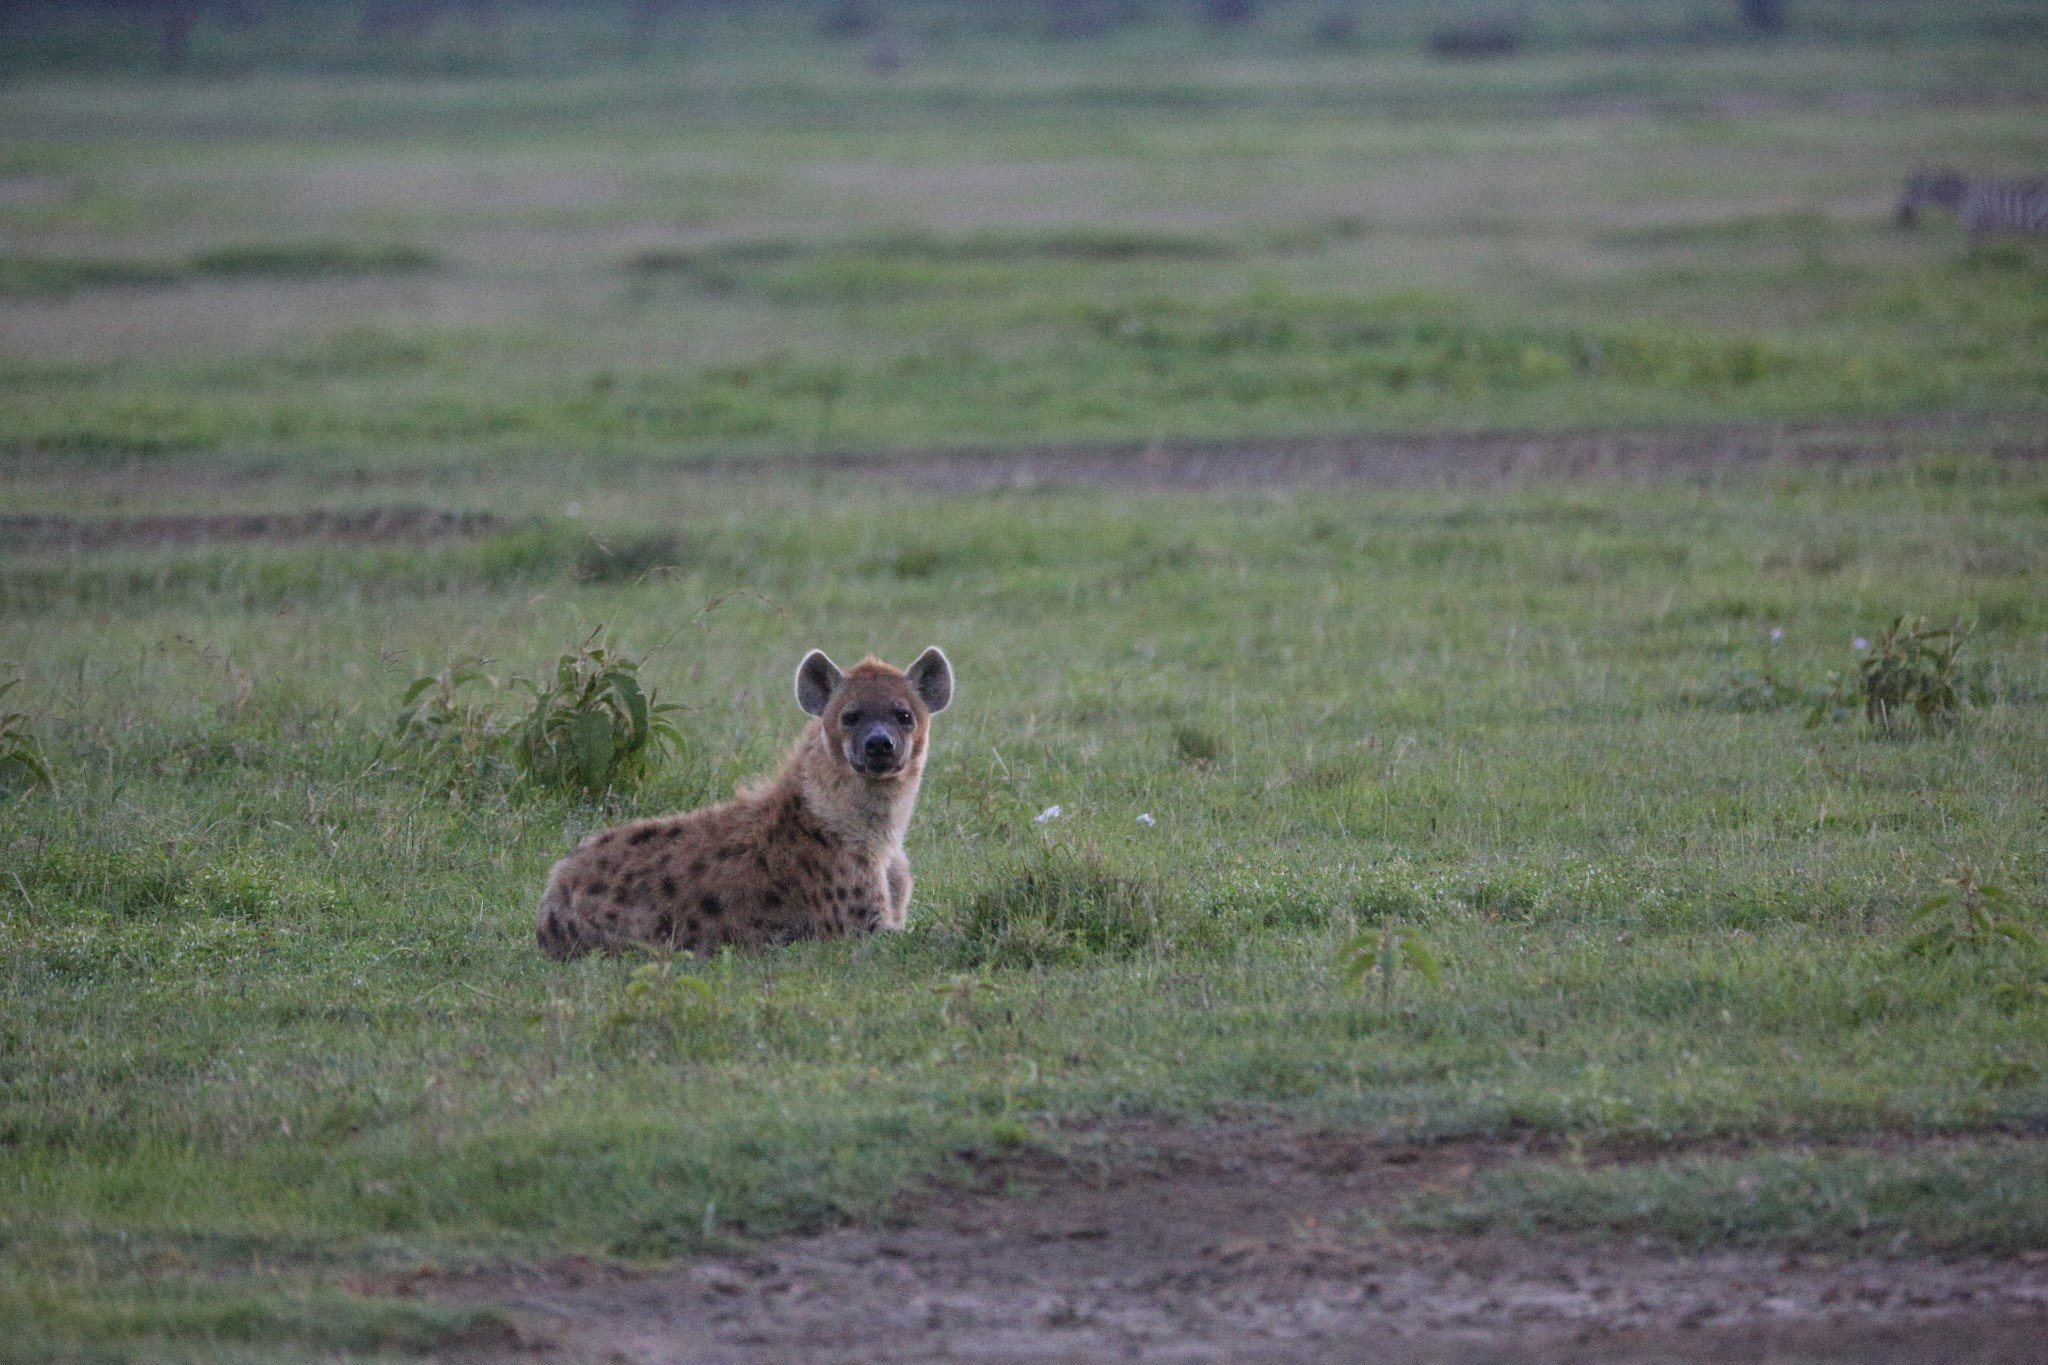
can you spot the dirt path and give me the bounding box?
[10,412,2044,508]
[827,411,2047,493]
[425,1124,2048,1364]
[0,506,499,552]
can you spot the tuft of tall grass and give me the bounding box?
[936,842,1214,968]
[0,675,56,797]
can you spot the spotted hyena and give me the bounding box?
[535,647,953,958]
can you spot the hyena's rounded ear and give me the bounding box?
[906,646,953,714]
[795,650,842,716]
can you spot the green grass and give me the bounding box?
[2,454,2045,1358]
[1401,1140,2048,1256]
[0,256,181,297]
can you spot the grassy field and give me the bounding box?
[4,454,2045,1359]
[2,4,2046,1360]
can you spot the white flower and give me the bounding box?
[1136,813,1156,826]
[1034,805,1061,824]
[1769,627,1783,641]
[1853,637,1869,651]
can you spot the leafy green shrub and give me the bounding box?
[0,675,57,796]
[1808,615,1977,732]
[393,631,684,795]
[940,843,1203,968]
[513,629,683,797]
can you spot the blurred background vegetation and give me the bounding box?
[4,0,2045,470]
[8,0,2048,77]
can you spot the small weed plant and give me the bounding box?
[1337,921,1443,1016]
[0,674,56,797]
[514,629,683,797]
[1902,867,2036,958]
[932,969,1002,1025]
[1808,615,1975,733]
[943,841,1200,969]
[1691,633,1817,714]
[393,656,512,782]
[607,957,716,1033]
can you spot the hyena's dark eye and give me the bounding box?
[840,712,859,727]
[892,709,912,725]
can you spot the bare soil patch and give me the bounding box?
[9,413,2040,499]
[0,505,499,553]
[421,1124,2048,1364]
[819,412,2046,494]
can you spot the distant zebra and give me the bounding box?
[1895,170,2048,237]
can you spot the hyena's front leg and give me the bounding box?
[883,852,912,929]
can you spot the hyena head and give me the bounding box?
[795,647,953,779]
[1897,168,1965,225]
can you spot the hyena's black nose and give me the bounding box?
[863,732,896,761]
